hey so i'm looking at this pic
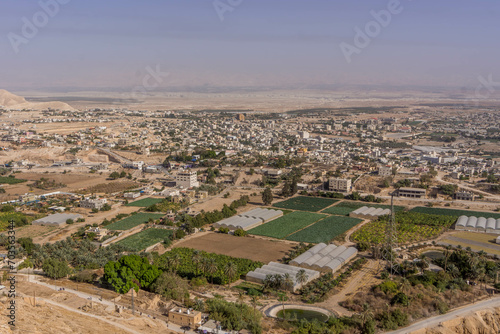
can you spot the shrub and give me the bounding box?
[391,292,409,306]
[191,276,208,287]
[434,299,449,314]
[357,241,370,252]
[219,227,230,234]
[378,280,398,295]
[233,229,247,237]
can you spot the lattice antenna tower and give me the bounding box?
[382,192,399,276]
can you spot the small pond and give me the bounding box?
[276,309,329,322]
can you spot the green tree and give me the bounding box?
[109,171,120,179]
[224,261,238,286]
[262,187,273,205]
[152,272,190,301]
[42,258,71,279]
[103,255,161,293]
[281,181,291,198]
[295,269,308,287]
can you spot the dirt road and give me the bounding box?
[18,274,196,334]
[316,259,380,316]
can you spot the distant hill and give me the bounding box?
[0,89,74,111]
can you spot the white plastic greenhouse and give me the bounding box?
[290,243,358,273]
[213,208,283,231]
[455,215,500,234]
[246,262,319,291]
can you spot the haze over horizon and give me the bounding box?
[1,0,499,93]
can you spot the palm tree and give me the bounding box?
[277,292,288,320]
[224,261,238,286]
[272,273,283,290]
[263,274,273,290]
[164,256,174,272]
[447,263,460,278]
[193,251,202,275]
[358,303,374,329]
[443,245,452,272]
[295,269,308,289]
[170,253,181,273]
[282,273,293,292]
[205,258,218,284]
[399,278,411,295]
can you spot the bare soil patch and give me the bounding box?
[173,232,294,263]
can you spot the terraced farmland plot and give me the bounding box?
[273,196,338,212]
[249,211,326,239]
[322,201,405,216]
[410,207,500,219]
[115,228,172,251]
[125,197,163,207]
[106,213,164,230]
[286,216,362,243]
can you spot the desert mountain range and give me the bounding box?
[0,89,74,111]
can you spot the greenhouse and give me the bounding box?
[455,215,500,234]
[350,206,391,219]
[246,262,319,291]
[213,208,283,231]
[290,243,358,273]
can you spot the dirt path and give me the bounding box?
[18,274,195,334]
[316,259,380,316]
[27,296,143,334]
[344,218,370,245]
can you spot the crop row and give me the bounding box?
[273,196,338,212]
[286,215,362,243]
[248,211,325,239]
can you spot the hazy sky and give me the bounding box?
[1,0,499,91]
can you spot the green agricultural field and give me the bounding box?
[125,197,163,207]
[351,212,456,245]
[322,201,405,216]
[286,215,362,243]
[249,211,326,239]
[410,207,500,219]
[0,176,27,184]
[352,220,443,245]
[115,228,172,251]
[106,213,164,231]
[273,196,338,212]
[0,212,39,231]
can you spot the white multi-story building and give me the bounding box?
[80,198,107,210]
[176,170,199,188]
[328,178,352,193]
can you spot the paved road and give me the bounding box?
[386,295,500,334]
